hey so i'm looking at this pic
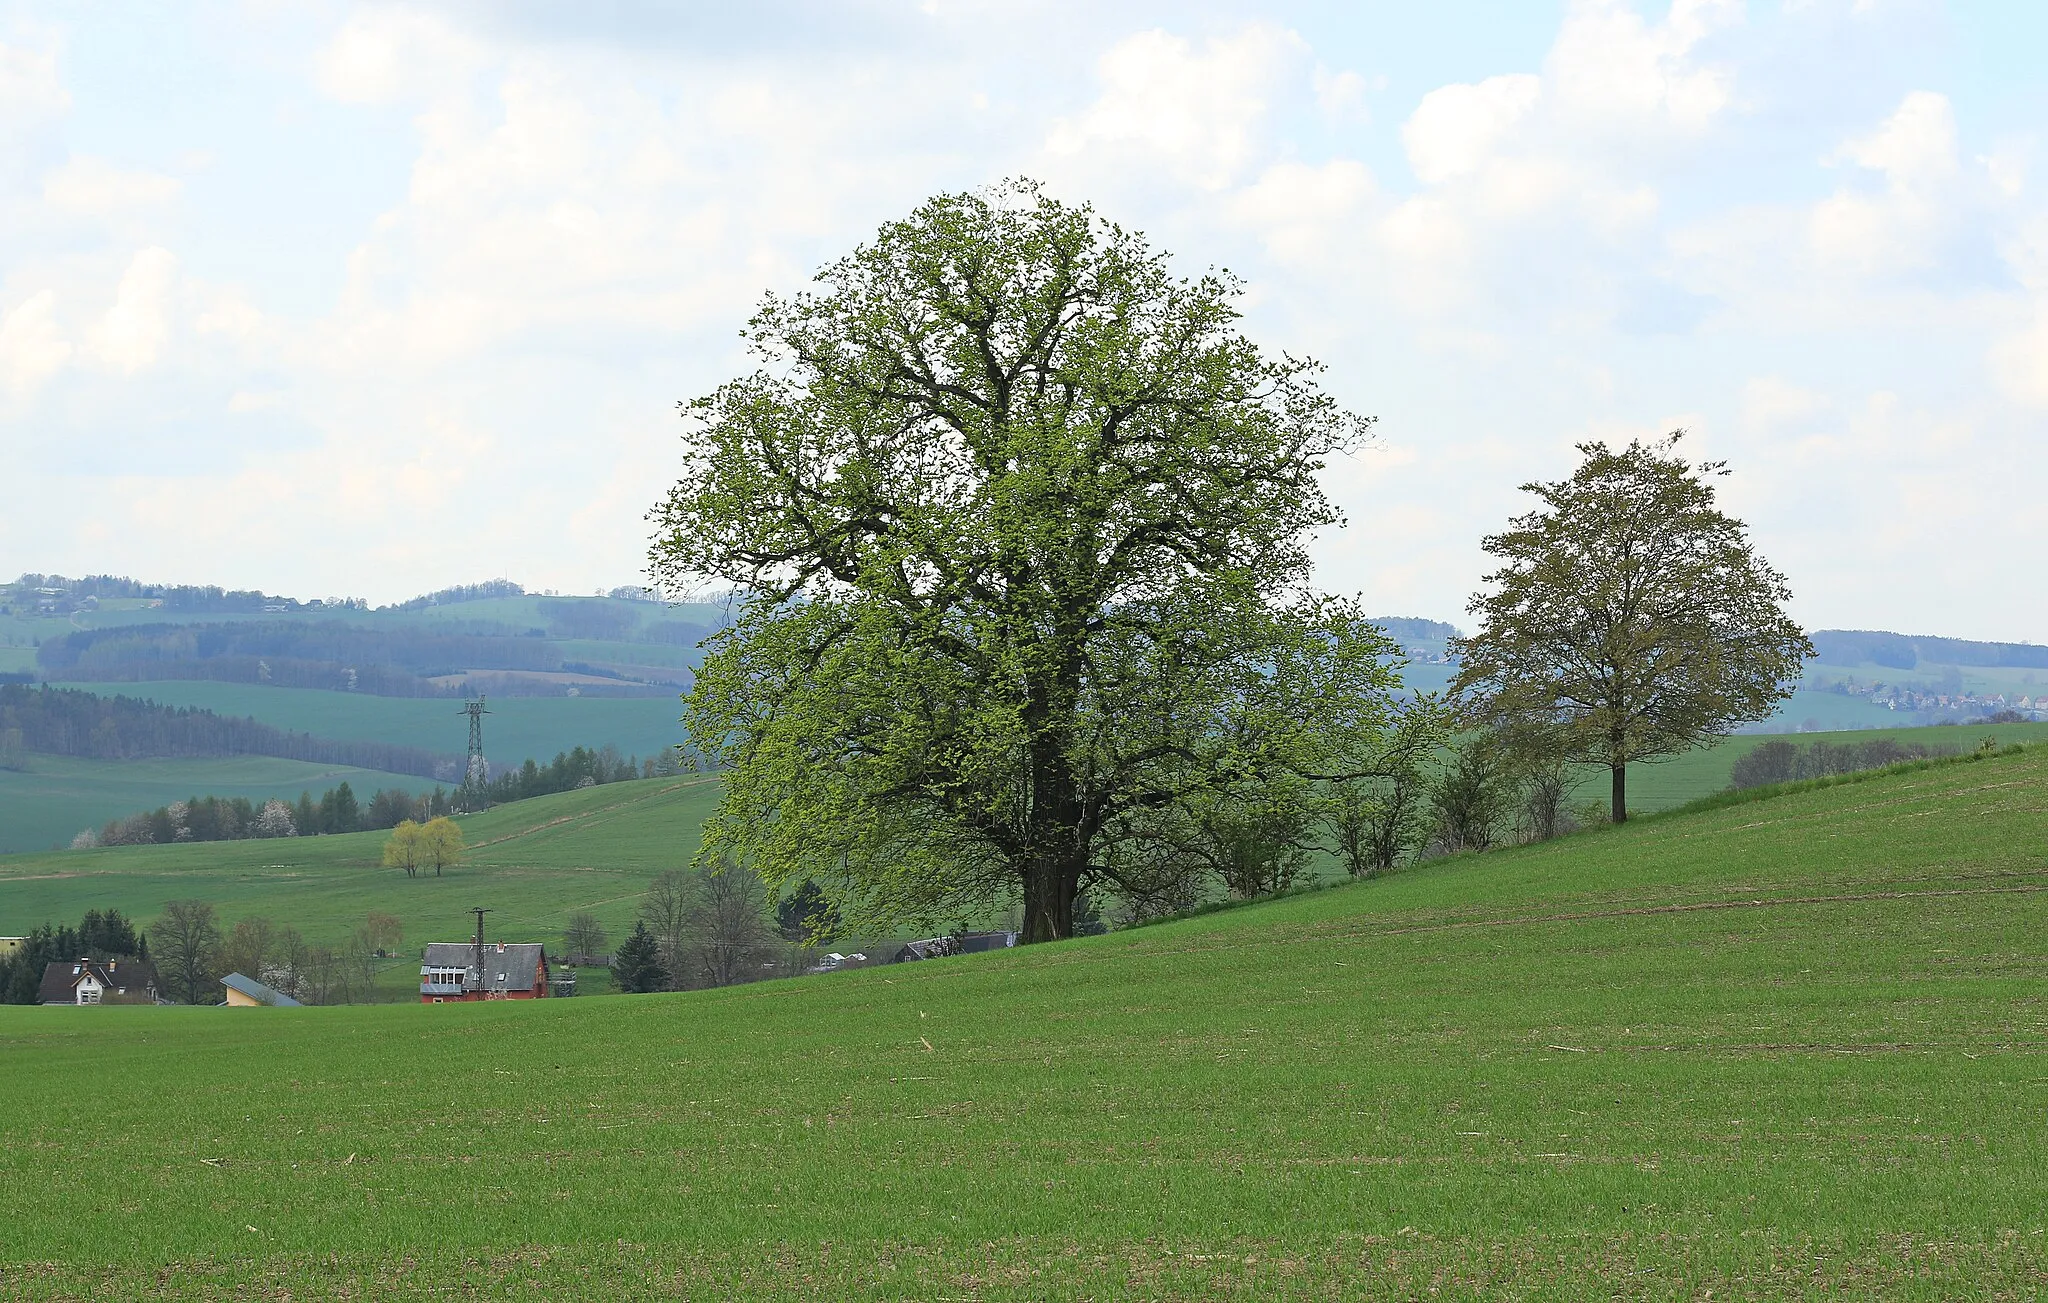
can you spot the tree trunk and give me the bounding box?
[1020,854,1080,944]
[1611,763,1628,824]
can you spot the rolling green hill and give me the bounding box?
[0,756,435,856]
[2,744,2045,1298]
[51,680,686,768]
[0,776,721,956]
[9,723,2047,940]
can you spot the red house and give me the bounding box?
[419,941,549,1002]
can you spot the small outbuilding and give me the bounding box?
[220,972,302,1007]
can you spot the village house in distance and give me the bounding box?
[38,956,159,1006]
[419,940,552,1002]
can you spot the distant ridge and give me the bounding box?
[1809,630,2048,671]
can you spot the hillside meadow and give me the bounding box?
[8,724,2048,957]
[0,755,434,857]
[0,778,721,966]
[1,744,2045,1299]
[50,680,690,769]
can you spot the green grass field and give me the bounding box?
[0,777,721,961]
[1,744,2044,1298]
[1593,720,2048,812]
[10,724,2048,951]
[0,756,435,856]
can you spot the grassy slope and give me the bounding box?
[11,726,2048,941]
[2,749,2046,1299]
[0,757,434,856]
[1606,720,2048,811]
[0,777,720,953]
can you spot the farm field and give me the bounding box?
[9,724,2047,946]
[49,680,689,767]
[1589,719,2048,812]
[0,777,721,958]
[2,744,2045,1298]
[0,756,434,856]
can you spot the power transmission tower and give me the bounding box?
[458,694,490,810]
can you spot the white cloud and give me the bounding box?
[1403,75,1540,185]
[3,3,2047,641]
[0,289,71,396]
[0,37,67,132]
[1545,0,1740,136]
[42,156,180,220]
[1043,25,1308,191]
[1991,312,2048,408]
[86,246,178,373]
[315,8,483,105]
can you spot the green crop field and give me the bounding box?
[50,680,689,768]
[1589,720,2048,812]
[0,777,721,963]
[0,756,437,856]
[2,747,2047,1298]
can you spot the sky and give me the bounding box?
[1,0,2044,640]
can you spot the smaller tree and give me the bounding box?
[419,817,464,877]
[253,798,297,838]
[153,900,223,1004]
[381,820,422,877]
[683,865,775,988]
[222,916,277,979]
[612,921,668,994]
[639,870,691,989]
[563,912,608,963]
[364,911,404,956]
[1324,697,1447,878]
[1432,734,1508,854]
[1453,434,1812,822]
[774,880,841,946]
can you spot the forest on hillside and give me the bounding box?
[0,684,454,778]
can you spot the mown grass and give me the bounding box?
[2,746,2046,1298]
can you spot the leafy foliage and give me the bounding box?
[650,180,1401,940]
[1453,434,1812,821]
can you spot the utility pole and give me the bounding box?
[468,907,491,998]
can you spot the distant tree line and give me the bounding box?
[37,621,564,677]
[1809,629,2048,672]
[377,579,527,611]
[10,573,368,612]
[1728,737,1960,791]
[0,909,146,1004]
[75,743,687,848]
[0,684,451,776]
[33,620,690,697]
[79,781,463,847]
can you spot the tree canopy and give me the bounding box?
[1452,433,1811,821]
[650,180,1405,941]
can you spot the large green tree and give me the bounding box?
[1452,434,1812,822]
[649,180,1402,941]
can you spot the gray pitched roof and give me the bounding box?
[220,971,302,1006]
[420,941,548,992]
[38,956,159,1004]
